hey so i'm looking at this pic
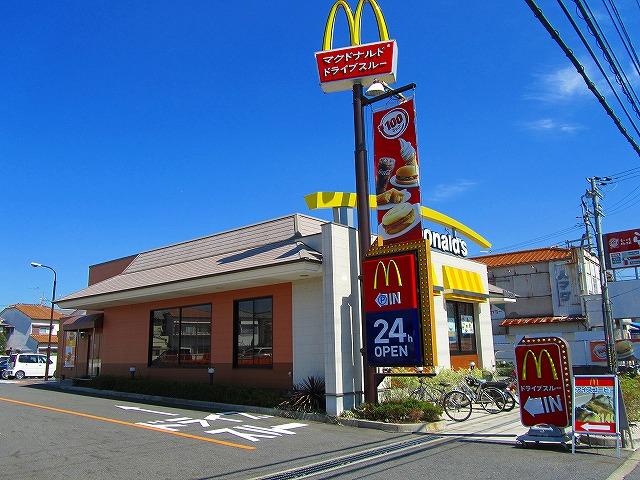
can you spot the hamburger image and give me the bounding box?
[395,164,419,185]
[615,340,634,359]
[381,202,416,235]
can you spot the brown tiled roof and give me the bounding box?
[30,334,58,344]
[473,247,572,268]
[500,316,585,327]
[13,304,64,320]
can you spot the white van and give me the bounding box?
[2,353,56,380]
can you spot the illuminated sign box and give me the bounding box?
[315,40,398,93]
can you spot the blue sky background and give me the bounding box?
[1,0,639,306]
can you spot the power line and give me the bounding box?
[603,0,640,78]
[557,0,640,137]
[484,224,583,253]
[524,0,640,156]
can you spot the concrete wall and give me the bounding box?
[609,279,640,320]
[488,262,554,318]
[2,309,36,352]
[292,277,324,384]
[321,222,363,416]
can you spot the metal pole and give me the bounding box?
[589,178,617,373]
[353,82,376,403]
[44,267,57,381]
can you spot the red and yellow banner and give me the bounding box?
[373,98,423,245]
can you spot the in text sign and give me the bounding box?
[363,253,418,313]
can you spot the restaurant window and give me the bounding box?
[446,301,476,354]
[149,304,211,367]
[234,297,273,368]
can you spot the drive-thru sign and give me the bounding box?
[515,337,572,428]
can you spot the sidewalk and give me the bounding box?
[440,408,526,445]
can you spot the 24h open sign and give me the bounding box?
[515,337,572,428]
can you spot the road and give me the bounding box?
[0,382,636,480]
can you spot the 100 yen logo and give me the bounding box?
[378,108,409,139]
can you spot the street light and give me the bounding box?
[351,81,416,402]
[30,262,57,381]
[365,80,407,101]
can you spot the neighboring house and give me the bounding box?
[473,246,602,365]
[0,304,64,355]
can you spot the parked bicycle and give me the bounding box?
[458,376,507,414]
[410,377,473,422]
[483,369,518,412]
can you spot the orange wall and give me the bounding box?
[99,283,293,389]
[450,354,479,370]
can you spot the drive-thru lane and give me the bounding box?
[0,383,630,480]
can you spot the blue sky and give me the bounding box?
[1,0,639,306]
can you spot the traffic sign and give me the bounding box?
[573,375,618,435]
[515,337,572,428]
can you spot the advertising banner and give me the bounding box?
[573,375,618,435]
[363,240,436,367]
[64,331,77,368]
[373,98,423,245]
[590,339,640,363]
[603,229,640,269]
[515,337,572,428]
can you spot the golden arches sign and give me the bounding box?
[373,259,403,289]
[322,0,390,51]
[521,349,559,381]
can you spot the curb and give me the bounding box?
[40,382,445,433]
[336,417,447,433]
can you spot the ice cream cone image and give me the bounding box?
[399,138,417,165]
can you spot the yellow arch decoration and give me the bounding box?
[304,191,492,249]
[322,0,390,51]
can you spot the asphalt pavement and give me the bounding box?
[0,381,637,480]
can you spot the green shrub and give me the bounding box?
[495,361,515,378]
[74,375,287,408]
[347,398,442,423]
[620,374,640,423]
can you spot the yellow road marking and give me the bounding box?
[0,396,255,451]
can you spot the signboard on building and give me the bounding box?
[363,239,436,367]
[423,229,468,257]
[573,375,618,435]
[64,331,77,368]
[515,337,572,428]
[589,339,640,363]
[603,229,640,269]
[373,98,423,245]
[315,1,397,93]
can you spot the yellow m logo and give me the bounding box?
[373,260,402,289]
[322,0,390,51]
[521,349,559,381]
[589,378,599,386]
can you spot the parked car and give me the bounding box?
[2,353,56,380]
[0,358,8,378]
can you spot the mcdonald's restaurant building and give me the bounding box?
[56,209,496,415]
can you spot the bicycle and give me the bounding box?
[458,376,507,414]
[410,377,473,422]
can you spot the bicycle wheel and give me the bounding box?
[479,387,506,414]
[503,390,516,412]
[443,390,473,422]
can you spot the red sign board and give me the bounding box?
[590,339,640,363]
[315,40,398,93]
[373,98,423,245]
[573,375,618,435]
[363,253,418,313]
[604,228,640,269]
[515,337,572,428]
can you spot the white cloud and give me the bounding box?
[425,180,477,202]
[522,118,584,133]
[526,65,590,102]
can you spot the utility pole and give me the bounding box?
[587,177,617,374]
[580,199,594,253]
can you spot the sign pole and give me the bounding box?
[353,82,376,403]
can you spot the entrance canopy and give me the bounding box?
[62,313,103,331]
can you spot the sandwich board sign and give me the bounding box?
[515,337,572,428]
[572,375,622,456]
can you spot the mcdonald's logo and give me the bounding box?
[521,349,559,381]
[373,260,403,289]
[589,378,599,386]
[322,0,390,51]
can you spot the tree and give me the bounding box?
[0,329,7,354]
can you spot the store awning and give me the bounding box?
[62,313,103,331]
[432,264,443,295]
[442,266,489,302]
